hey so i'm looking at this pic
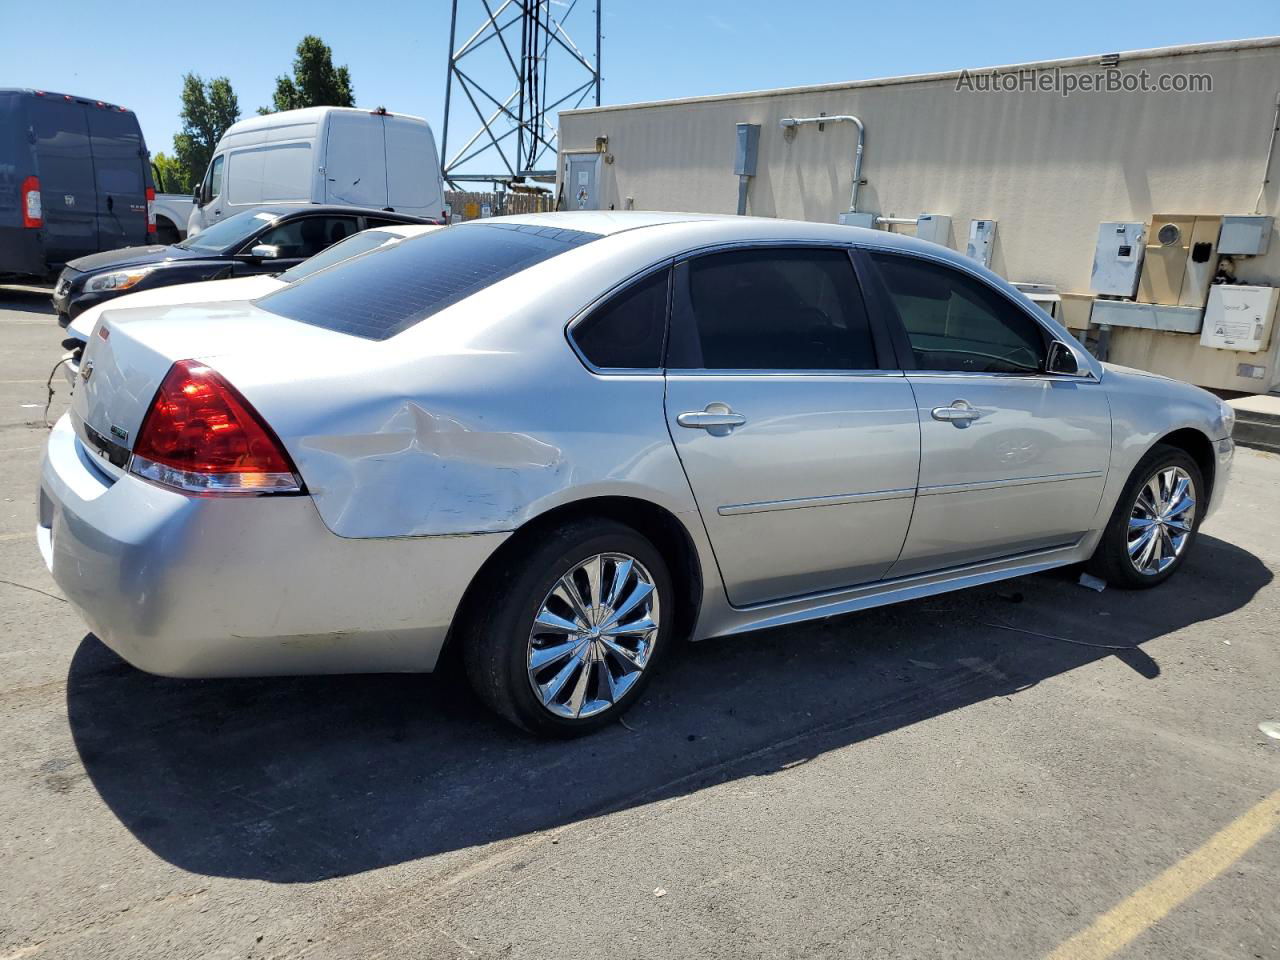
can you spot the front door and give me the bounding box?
[866,251,1112,577]
[664,246,920,607]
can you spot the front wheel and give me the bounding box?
[461,519,673,737]
[1087,444,1203,589]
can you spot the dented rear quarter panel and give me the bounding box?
[206,228,708,540]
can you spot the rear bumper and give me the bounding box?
[38,414,508,678]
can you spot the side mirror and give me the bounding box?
[192,188,200,206]
[248,244,281,260]
[1046,340,1081,376]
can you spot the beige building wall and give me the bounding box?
[559,38,1280,393]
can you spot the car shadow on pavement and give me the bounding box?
[66,533,1270,883]
[0,286,56,317]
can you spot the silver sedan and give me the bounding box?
[37,212,1235,736]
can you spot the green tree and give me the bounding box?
[260,35,355,114]
[171,74,240,192]
[151,151,188,195]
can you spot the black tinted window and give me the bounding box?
[572,268,669,369]
[667,248,876,370]
[258,223,599,341]
[255,216,358,258]
[872,253,1047,374]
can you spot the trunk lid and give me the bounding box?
[70,300,366,467]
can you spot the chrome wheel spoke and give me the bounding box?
[553,578,592,627]
[539,647,588,704]
[607,615,658,637]
[601,580,654,629]
[604,557,633,610]
[529,637,581,671]
[527,551,661,720]
[533,607,580,636]
[566,654,593,717]
[1128,516,1156,533]
[584,555,605,609]
[1128,526,1156,559]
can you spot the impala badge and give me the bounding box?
[110,424,128,442]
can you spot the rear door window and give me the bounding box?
[667,247,877,370]
[86,108,145,197]
[253,216,359,259]
[257,222,600,340]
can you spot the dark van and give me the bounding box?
[0,89,155,281]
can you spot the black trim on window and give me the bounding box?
[849,248,910,370]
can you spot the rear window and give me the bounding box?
[257,222,600,341]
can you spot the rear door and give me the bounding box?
[865,250,1112,577]
[324,112,388,209]
[85,107,148,251]
[29,97,98,264]
[663,245,920,607]
[383,115,441,217]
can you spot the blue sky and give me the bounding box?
[3,0,1277,176]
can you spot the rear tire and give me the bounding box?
[461,518,674,737]
[1086,444,1203,589]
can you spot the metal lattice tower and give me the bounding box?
[440,0,602,188]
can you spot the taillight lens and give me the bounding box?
[145,186,156,235]
[21,176,42,228]
[129,360,303,495]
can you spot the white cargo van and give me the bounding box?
[188,106,445,235]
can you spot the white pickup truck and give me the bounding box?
[149,188,193,244]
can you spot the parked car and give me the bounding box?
[0,89,155,281]
[38,212,1235,736]
[60,223,440,385]
[50,204,431,324]
[186,106,446,237]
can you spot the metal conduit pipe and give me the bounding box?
[778,115,866,213]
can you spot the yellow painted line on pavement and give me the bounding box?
[1045,787,1280,960]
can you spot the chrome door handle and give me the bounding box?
[931,400,983,426]
[677,404,747,436]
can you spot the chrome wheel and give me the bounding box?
[527,552,661,719]
[1127,466,1196,576]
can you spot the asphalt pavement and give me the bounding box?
[0,286,1277,960]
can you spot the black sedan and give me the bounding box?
[51,205,435,324]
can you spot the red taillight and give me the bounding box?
[21,176,42,228]
[145,186,156,235]
[129,360,302,495]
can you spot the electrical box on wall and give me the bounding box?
[966,219,996,268]
[1136,214,1221,309]
[734,123,761,177]
[1200,285,1280,353]
[915,214,951,246]
[1218,216,1273,256]
[838,211,877,228]
[1090,222,1146,297]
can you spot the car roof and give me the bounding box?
[241,204,430,223]
[488,210,953,259]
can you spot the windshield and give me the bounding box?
[177,209,281,254]
[258,222,600,341]
[279,230,401,284]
